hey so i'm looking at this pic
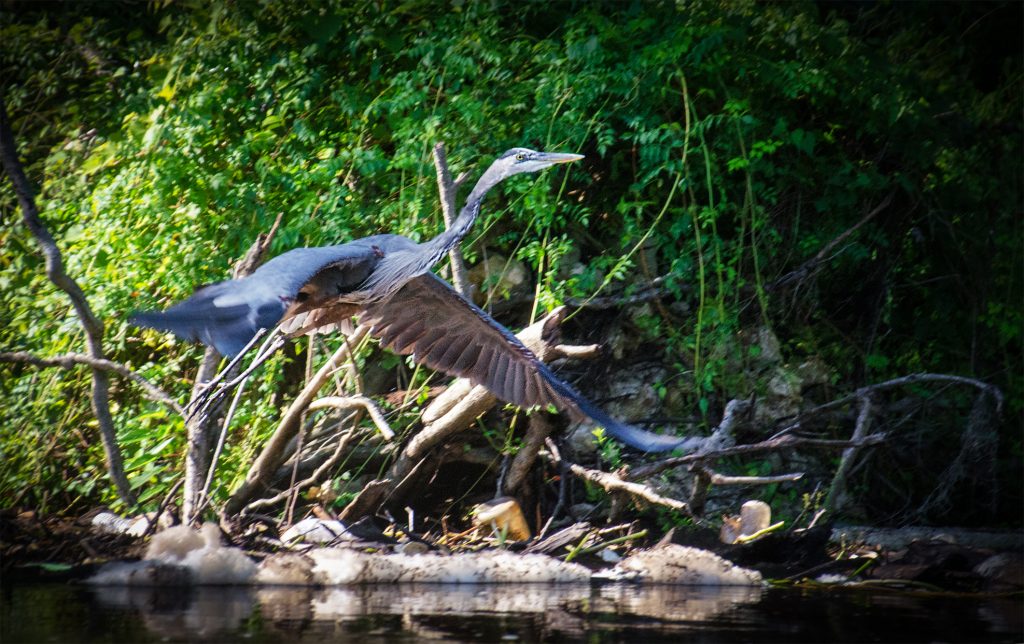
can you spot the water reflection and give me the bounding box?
[5,582,1012,642]
[88,582,763,640]
[92,586,256,640]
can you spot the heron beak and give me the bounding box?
[539,152,585,165]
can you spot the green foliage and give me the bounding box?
[1,1,1019,522]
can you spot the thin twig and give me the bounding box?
[188,328,279,421]
[538,438,570,539]
[143,477,183,538]
[186,327,268,413]
[0,351,183,416]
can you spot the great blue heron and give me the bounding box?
[131,148,690,452]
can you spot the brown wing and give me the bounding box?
[358,273,568,411]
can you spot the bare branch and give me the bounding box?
[0,96,134,505]
[307,395,394,440]
[432,142,472,297]
[0,351,183,416]
[223,326,370,516]
[825,392,874,511]
[691,464,804,486]
[771,372,1003,437]
[242,428,358,513]
[632,431,889,480]
[770,191,894,291]
[502,415,555,495]
[543,446,692,516]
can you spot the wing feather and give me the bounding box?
[358,273,689,452]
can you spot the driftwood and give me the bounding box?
[543,438,693,516]
[0,96,135,505]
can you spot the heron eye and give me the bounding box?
[515,153,525,161]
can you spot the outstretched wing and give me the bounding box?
[359,273,689,452]
[130,243,381,356]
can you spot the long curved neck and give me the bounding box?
[423,162,505,260]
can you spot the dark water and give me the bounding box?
[1,582,1020,643]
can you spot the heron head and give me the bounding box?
[497,147,584,176]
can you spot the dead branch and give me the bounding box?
[0,351,183,416]
[307,395,394,440]
[502,415,555,495]
[694,465,804,486]
[223,326,370,516]
[825,392,874,512]
[912,389,1000,520]
[0,96,134,505]
[183,346,224,523]
[631,431,889,480]
[337,479,393,522]
[770,191,894,291]
[432,142,472,297]
[773,373,1003,437]
[538,439,572,539]
[183,218,282,522]
[543,444,693,516]
[628,398,750,480]
[188,329,281,421]
[688,468,713,517]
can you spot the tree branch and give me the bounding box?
[825,392,874,511]
[770,372,1004,436]
[770,191,894,291]
[432,142,472,297]
[184,218,284,523]
[0,351,183,416]
[630,431,889,480]
[542,440,692,516]
[502,414,555,495]
[0,95,134,505]
[307,395,394,440]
